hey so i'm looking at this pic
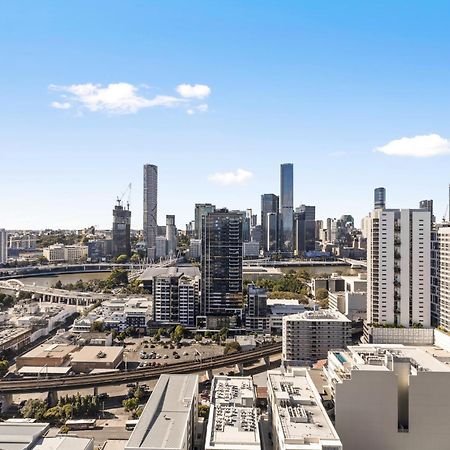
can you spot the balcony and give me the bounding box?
[394,252,401,260]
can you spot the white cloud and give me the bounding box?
[208,168,253,186]
[186,103,209,115]
[49,82,185,114]
[50,82,211,115]
[51,101,71,110]
[375,134,450,158]
[176,83,211,99]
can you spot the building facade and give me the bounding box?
[280,163,294,255]
[0,229,7,264]
[366,207,431,329]
[143,164,158,260]
[166,214,177,258]
[282,310,351,366]
[194,203,216,239]
[112,200,131,258]
[294,205,316,256]
[201,209,244,324]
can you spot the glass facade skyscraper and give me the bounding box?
[374,187,386,209]
[143,164,158,259]
[112,200,131,258]
[280,163,294,254]
[261,194,279,253]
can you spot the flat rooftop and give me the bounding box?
[70,346,123,364]
[267,369,341,445]
[206,376,260,449]
[0,422,49,450]
[343,344,450,373]
[18,366,72,375]
[34,436,93,450]
[140,265,201,281]
[285,310,351,322]
[19,343,77,360]
[126,374,198,450]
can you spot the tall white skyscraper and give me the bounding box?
[0,229,7,264]
[143,164,158,260]
[165,214,177,258]
[367,207,431,328]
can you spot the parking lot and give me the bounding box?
[122,337,225,368]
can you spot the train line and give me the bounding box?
[0,342,282,393]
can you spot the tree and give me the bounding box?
[172,325,186,343]
[123,397,139,412]
[53,280,63,289]
[315,288,328,301]
[130,253,140,263]
[224,341,241,355]
[198,404,210,418]
[0,359,9,377]
[21,399,48,421]
[116,254,129,264]
[91,321,104,333]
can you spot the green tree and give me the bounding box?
[123,397,139,412]
[91,321,104,333]
[0,359,9,377]
[130,253,140,263]
[21,399,48,421]
[315,288,328,300]
[172,325,186,343]
[224,341,241,355]
[116,254,129,264]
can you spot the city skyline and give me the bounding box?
[2,1,450,229]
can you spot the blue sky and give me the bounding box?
[2,1,450,230]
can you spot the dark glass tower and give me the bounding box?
[294,205,316,255]
[112,200,131,258]
[374,187,386,209]
[280,163,294,254]
[261,194,279,253]
[200,209,243,318]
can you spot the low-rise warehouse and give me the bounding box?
[70,345,124,373]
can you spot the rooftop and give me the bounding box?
[331,344,450,374]
[0,422,49,450]
[139,265,201,281]
[206,376,260,449]
[34,436,93,450]
[70,346,124,364]
[267,368,341,446]
[126,374,198,450]
[284,309,351,323]
[19,343,77,360]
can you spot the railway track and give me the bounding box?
[0,342,282,393]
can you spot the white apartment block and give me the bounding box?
[205,375,261,450]
[0,229,8,264]
[431,224,450,330]
[282,310,351,366]
[189,238,202,260]
[324,344,450,450]
[367,208,431,329]
[126,374,198,450]
[267,368,342,450]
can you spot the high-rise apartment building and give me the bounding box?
[280,163,294,254]
[0,229,7,264]
[143,164,158,259]
[194,203,216,239]
[431,224,450,330]
[366,205,431,330]
[200,209,244,322]
[419,199,434,223]
[294,204,316,255]
[112,200,131,258]
[261,194,279,254]
[166,215,177,258]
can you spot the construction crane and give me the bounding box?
[443,204,449,223]
[117,183,132,209]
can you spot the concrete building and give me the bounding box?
[8,233,37,251]
[366,205,431,335]
[143,164,158,259]
[155,235,167,259]
[201,209,244,325]
[152,267,200,328]
[0,422,50,450]
[126,374,198,450]
[16,343,77,369]
[431,223,450,330]
[166,215,177,258]
[205,376,261,450]
[189,238,202,260]
[245,285,268,332]
[267,368,342,450]
[43,244,88,263]
[282,310,351,366]
[280,163,294,255]
[112,199,131,258]
[261,194,279,255]
[325,344,450,450]
[194,203,216,239]
[70,345,124,373]
[0,229,7,264]
[243,241,260,258]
